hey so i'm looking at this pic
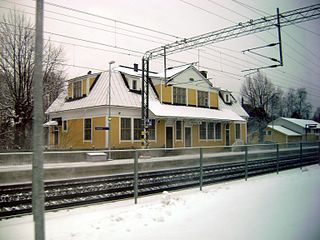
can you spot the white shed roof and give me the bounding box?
[281,118,320,129]
[267,125,301,136]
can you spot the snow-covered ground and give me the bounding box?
[1,165,320,240]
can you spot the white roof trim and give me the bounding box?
[267,125,301,136]
[43,120,58,127]
[149,100,245,122]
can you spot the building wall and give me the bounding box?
[210,92,218,109]
[153,84,219,109]
[288,136,302,142]
[82,79,87,96]
[264,127,287,143]
[50,115,247,149]
[188,89,196,106]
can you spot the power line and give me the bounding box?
[178,0,236,24]
[42,0,180,40]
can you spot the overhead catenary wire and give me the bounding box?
[1,0,318,99]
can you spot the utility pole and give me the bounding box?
[32,0,45,239]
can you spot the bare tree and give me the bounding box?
[282,88,312,119]
[313,107,320,122]
[0,11,65,149]
[241,72,279,143]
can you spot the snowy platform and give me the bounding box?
[1,165,319,240]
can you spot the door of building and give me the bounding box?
[184,127,192,147]
[166,126,173,148]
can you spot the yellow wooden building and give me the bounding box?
[263,117,320,143]
[45,64,248,149]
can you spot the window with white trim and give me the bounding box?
[134,119,142,140]
[200,122,207,140]
[132,79,137,90]
[84,118,91,141]
[198,91,208,107]
[176,120,182,140]
[173,87,186,105]
[208,122,214,140]
[148,119,156,141]
[121,118,131,141]
[63,120,68,132]
[235,123,241,139]
[73,81,82,98]
[215,123,221,139]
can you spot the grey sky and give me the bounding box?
[1,0,319,110]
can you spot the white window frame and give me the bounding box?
[199,122,207,141]
[62,120,68,132]
[175,120,183,141]
[73,81,82,99]
[215,122,222,140]
[120,117,132,142]
[83,118,92,142]
[235,123,241,140]
[208,122,215,140]
[173,87,186,105]
[197,90,209,107]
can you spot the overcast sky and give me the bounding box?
[1,0,319,111]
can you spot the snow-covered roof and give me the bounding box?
[218,96,249,119]
[46,71,141,113]
[281,117,320,129]
[157,65,191,79]
[114,66,159,78]
[267,125,301,136]
[149,100,245,122]
[46,67,246,123]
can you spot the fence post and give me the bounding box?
[134,150,139,204]
[318,142,320,166]
[276,143,279,174]
[300,142,303,170]
[199,147,203,191]
[245,145,248,181]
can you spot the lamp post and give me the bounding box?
[108,60,115,160]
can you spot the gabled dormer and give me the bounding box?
[219,89,233,105]
[152,64,219,109]
[66,71,100,101]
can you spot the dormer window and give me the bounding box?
[132,79,137,90]
[225,94,229,103]
[73,81,82,98]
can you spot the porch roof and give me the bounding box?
[149,100,245,122]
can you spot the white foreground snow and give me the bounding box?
[1,165,320,240]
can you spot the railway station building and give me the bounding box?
[45,64,248,149]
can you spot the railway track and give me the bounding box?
[0,149,319,219]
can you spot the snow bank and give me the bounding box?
[1,165,320,240]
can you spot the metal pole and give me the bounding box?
[199,148,203,191]
[245,145,248,181]
[108,61,115,160]
[33,0,45,239]
[318,142,320,166]
[300,142,303,170]
[276,8,283,66]
[134,150,139,204]
[276,144,279,174]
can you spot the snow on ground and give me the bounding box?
[1,165,320,240]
